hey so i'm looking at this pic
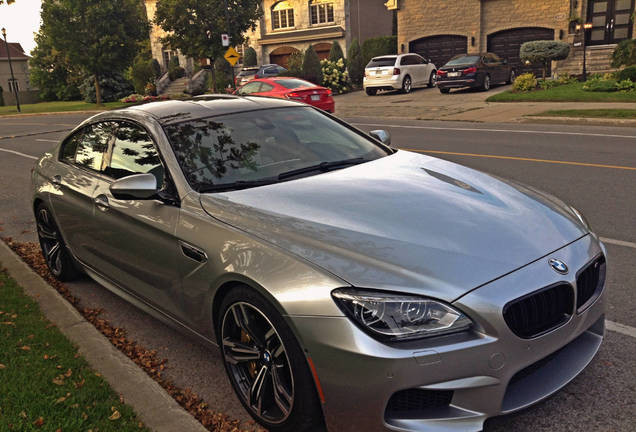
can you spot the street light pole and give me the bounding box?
[1,27,21,112]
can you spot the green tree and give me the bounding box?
[243,46,257,67]
[302,45,322,84]
[347,39,365,86]
[329,42,345,62]
[520,40,570,79]
[361,36,397,66]
[154,0,262,91]
[40,0,148,105]
[29,32,83,101]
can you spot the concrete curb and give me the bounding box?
[0,240,207,432]
[0,110,105,119]
[521,116,636,127]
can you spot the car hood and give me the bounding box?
[200,151,587,302]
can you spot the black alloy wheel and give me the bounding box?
[219,287,323,431]
[429,71,437,87]
[440,87,450,94]
[366,88,378,96]
[35,203,80,281]
[482,74,491,91]
[402,75,412,93]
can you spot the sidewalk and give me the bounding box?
[334,86,636,125]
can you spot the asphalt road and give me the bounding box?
[1,112,635,431]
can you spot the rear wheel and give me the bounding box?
[365,88,377,96]
[401,75,412,93]
[482,74,491,91]
[429,71,437,87]
[439,88,450,94]
[507,70,516,85]
[35,203,81,281]
[218,287,324,431]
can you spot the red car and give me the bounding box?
[235,77,335,113]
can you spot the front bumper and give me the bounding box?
[290,234,606,432]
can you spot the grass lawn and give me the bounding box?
[0,101,129,116]
[487,82,636,102]
[0,271,147,431]
[530,108,636,119]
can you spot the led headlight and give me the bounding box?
[332,289,472,341]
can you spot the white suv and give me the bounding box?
[363,53,437,95]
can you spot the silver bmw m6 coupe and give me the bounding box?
[32,96,607,432]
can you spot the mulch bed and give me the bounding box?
[2,237,264,432]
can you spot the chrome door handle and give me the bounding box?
[94,194,110,211]
[51,175,62,187]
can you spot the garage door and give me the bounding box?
[487,27,555,76]
[409,35,467,68]
[269,46,300,69]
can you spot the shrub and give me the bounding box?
[302,45,323,85]
[520,40,571,79]
[213,57,233,92]
[347,39,365,86]
[611,39,636,68]
[556,72,578,85]
[616,79,636,92]
[243,47,257,67]
[168,56,185,81]
[79,73,134,103]
[582,77,618,92]
[616,65,636,83]
[131,58,156,94]
[287,50,304,77]
[329,42,345,63]
[151,59,162,78]
[361,36,397,66]
[538,79,558,90]
[320,58,349,94]
[512,73,537,92]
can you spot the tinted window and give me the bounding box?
[60,130,84,163]
[164,107,388,191]
[75,122,115,172]
[366,57,397,68]
[106,122,164,187]
[399,56,413,66]
[444,55,480,66]
[275,79,314,89]
[239,81,262,94]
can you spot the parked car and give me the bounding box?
[235,66,260,86]
[436,53,515,93]
[33,96,606,432]
[235,77,334,112]
[363,53,437,95]
[255,63,288,79]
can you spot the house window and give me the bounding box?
[272,2,295,30]
[310,1,334,25]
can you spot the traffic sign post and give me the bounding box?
[221,34,230,47]
[224,47,240,91]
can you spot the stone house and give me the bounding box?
[144,0,393,74]
[0,42,39,105]
[394,0,636,75]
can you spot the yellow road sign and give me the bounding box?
[224,47,240,66]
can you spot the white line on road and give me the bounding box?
[600,237,636,249]
[36,138,59,143]
[606,320,636,338]
[0,148,38,160]
[351,123,636,140]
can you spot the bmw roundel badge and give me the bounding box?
[549,258,568,275]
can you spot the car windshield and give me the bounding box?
[275,78,315,89]
[164,107,389,192]
[444,56,480,66]
[238,69,257,76]
[366,57,396,68]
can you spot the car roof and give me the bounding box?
[110,95,304,125]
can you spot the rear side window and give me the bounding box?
[106,122,164,187]
[60,130,84,163]
[366,57,397,68]
[75,122,115,172]
[275,78,314,89]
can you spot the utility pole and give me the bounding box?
[1,27,21,112]
[223,0,236,89]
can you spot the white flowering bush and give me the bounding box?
[320,58,349,94]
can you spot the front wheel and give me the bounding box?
[401,75,412,93]
[507,70,516,84]
[439,87,450,94]
[218,287,324,431]
[429,71,437,87]
[35,203,81,281]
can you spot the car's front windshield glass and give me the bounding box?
[164,107,389,192]
[445,56,479,66]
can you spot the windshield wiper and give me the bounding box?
[198,178,279,193]
[277,157,366,181]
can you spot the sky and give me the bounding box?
[1,0,42,55]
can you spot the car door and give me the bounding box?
[48,122,116,266]
[400,55,416,85]
[415,54,432,85]
[487,53,504,83]
[89,120,183,318]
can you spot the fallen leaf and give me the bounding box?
[64,368,72,378]
[94,372,101,377]
[10,314,17,319]
[81,412,88,420]
[19,411,27,419]
[54,395,68,404]
[0,321,15,326]
[108,410,121,421]
[19,345,30,351]
[43,354,49,360]
[52,376,65,386]
[55,429,61,432]
[73,378,85,389]
[27,334,34,339]
[0,364,5,369]
[33,417,44,427]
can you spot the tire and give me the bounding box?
[401,75,412,93]
[439,87,450,94]
[482,74,491,91]
[217,286,324,432]
[35,203,81,281]
[365,88,377,96]
[429,71,437,87]
[507,70,516,85]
